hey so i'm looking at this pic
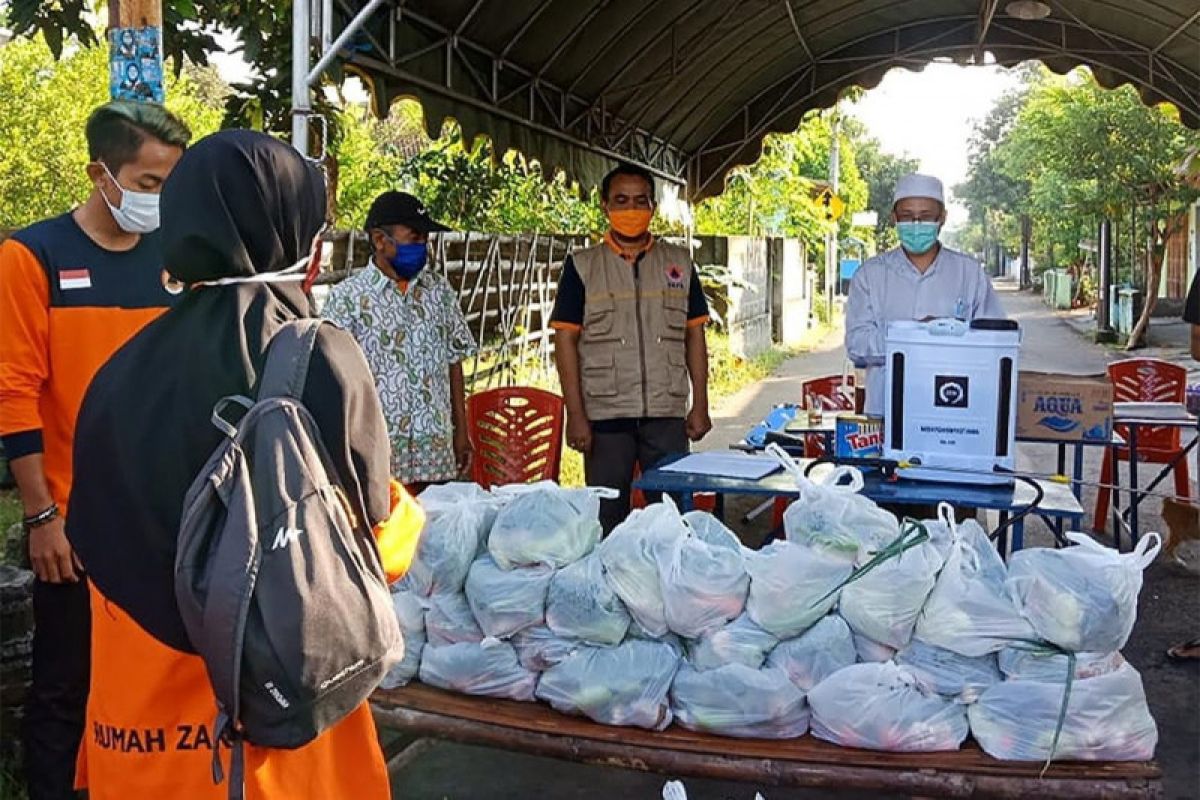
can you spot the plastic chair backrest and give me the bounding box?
[1109,358,1186,451]
[467,387,565,489]
[800,374,855,411]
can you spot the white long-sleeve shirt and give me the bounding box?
[845,245,1006,416]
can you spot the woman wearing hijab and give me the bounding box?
[65,130,422,799]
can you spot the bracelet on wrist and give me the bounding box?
[22,504,60,530]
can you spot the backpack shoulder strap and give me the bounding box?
[258,319,326,400]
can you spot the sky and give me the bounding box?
[847,61,1025,226]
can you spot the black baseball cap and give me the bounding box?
[363,191,451,233]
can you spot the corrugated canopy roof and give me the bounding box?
[336,0,1200,199]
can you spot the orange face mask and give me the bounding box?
[608,208,653,238]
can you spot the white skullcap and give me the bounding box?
[893,173,944,206]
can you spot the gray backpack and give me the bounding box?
[175,319,402,798]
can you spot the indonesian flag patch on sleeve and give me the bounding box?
[58,269,92,290]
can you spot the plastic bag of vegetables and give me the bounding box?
[545,553,630,646]
[839,520,944,649]
[807,662,969,752]
[969,661,1157,762]
[418,638,538,701]
[398,503,485,597]
[997,647,1124,682]
[598,499,689,638]
[745,541,852,639]
[423,593,483,647]
[915,516,1034,657]
[670,663,809,739]
[464,555,554,639]
[686,612,779,672]
[535,638,681,730]
[379,590,426,689]
[657,512,749,638]
[510,625,580,671]
[1005,532,1161,653]
[488,482,609,569]
[774,457,897,559]
[765,615,856,692]
[895,638,1001,700]
[417,482,501,553]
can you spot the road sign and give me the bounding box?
[816,188,845,222]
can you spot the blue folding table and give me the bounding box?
[633,454,1084,555]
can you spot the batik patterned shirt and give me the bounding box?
[322,263,476,483]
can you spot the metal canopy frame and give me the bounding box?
[292,0,1200,199]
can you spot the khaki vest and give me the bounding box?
[573,239,694,420]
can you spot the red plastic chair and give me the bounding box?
[799,374,856,457]
[467,387,564,489]
[1092,358,1190,531]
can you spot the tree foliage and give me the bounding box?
[956,65,1199,280]
[0,35,225,228]
[693,110,870,241]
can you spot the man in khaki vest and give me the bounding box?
[551,164,712,532]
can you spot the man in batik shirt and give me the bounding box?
[324,191,476,493]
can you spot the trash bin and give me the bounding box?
[1115,288,1144,336]
[1042,270,1072,309]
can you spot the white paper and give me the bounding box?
[1114,401,1193,422]
[659,452,782,480]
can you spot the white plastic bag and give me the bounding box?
[424,593,483,647]
[488,482,605,569]
[1006,532,1161,653]
[745,541,852,639]
[535,639,681,730]
[767,450,896,559]
[510,625,580,671]
[464,555,554,639]
[418,638,538,701]
[852,631,896,663]
[895,638,1001,701]
[807,662,969,752]
[998,647,1125,682]
[687,612,779,672]
[379,590,426,689]
[598,499,688,638]
[839,523,944,649]
[765,615,856,692]
[671,664,809,739]
[399,503,485,596]
[969,662,1158,762]
[658,512,749,638]
[418,482,501,554]
[545,553,630,646]
[915,516,1035,657]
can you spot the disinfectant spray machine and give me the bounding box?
[883,318,1021,485]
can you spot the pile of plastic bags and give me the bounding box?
[377,475,1160,764]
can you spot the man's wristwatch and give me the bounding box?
[22,504,60,531]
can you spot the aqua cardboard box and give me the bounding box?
[1016,371,1113,442]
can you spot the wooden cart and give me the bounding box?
[372,685,1162,799]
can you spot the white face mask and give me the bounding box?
[99,162,161,234]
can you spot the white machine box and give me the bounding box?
[883,318,1020,485]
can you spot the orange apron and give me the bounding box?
[79,481,423,799]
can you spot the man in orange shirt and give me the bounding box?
[0,101,189,799]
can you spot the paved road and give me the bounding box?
[390,283,1200,799]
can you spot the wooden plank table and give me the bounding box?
[372,684,1162,799]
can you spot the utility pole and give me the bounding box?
[1019,214,1032,289]
[108,0,164,103]
[1096,218,1116,343]
[825,109,840,312]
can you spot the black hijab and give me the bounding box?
[68,131,392,652]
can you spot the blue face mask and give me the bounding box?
[896,220,940,255]
[385,238,428,280]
